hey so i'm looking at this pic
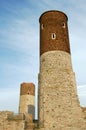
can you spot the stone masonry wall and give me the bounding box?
[19,95,35,118]
[0,111,25,130]
[0,111,35,130]
[38,51,86,130]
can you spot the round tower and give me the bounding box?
[19,82,35,119]
[38,10,82,129]
[39,10,70,55]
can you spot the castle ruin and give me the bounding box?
[0,10,86,130]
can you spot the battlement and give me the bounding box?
[0,111,35,130]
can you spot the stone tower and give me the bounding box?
[38,10,86,130]
[19,82,35,119]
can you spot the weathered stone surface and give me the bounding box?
[38,51,86,129]
[19,95,35,114]
[0,111,35,130]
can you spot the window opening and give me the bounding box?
[62,22,65,28]
[51,33,56,39]
[41,24,44,30]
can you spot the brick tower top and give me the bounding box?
[39,10,70,55]
[20,82,35,96]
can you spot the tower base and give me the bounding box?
[38,51,86,130]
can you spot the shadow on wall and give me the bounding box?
[28,105,35,119]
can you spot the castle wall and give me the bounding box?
[0,111,25,130]
[0,111,35,130]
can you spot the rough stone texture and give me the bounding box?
[39,10,70,55]
[38,51,86,130]
[0,111,35,130]
[19,82,35,119]
[19,95,35,118]
[82,107,86,120]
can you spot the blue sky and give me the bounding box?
[0,0,86,114]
